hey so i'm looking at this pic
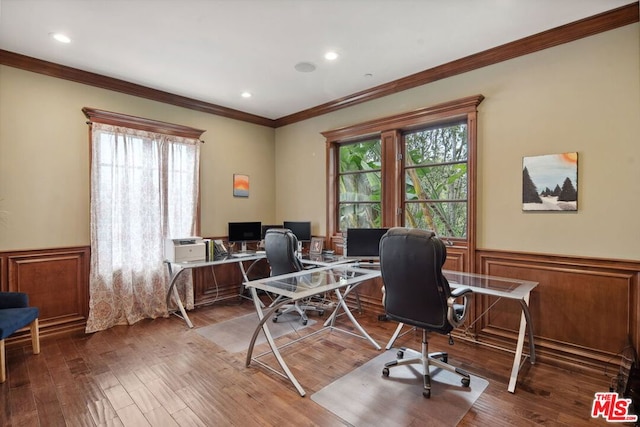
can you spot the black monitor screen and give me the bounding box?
[228,222,262,242]
[283,221,311,242]
[346,228,389,258]
[261,224,282,239]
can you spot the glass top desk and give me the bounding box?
[244,264,381,397]
[385,269,538,393]
[165,253,265,328]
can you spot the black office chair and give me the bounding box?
[379,227,472,398]
[264,228,324,325]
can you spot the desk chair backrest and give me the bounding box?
[379,227,455,334]
[265,228,303,276]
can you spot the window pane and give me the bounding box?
[404,121,468,238]
[339,203,381,230]
[405,124,467,165]
[404,202,467,238]
[339,139,381,172]
[405,164,467,200]
[339,171,381,202]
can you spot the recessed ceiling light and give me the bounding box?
[294,62,316,73]
[364,73,373,78]
[50,32,71,43]
[324,51,339,61]
[241,91,252,98]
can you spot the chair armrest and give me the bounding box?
[450,287,472,298]
[0,292,29,309]
[447,287,472,328]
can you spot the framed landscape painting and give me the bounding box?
[233,174,249,197]
[522,152,578,211]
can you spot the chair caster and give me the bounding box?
[272,317,278,323]
[301,319,308,326]
[461,377,470,387]
[423,389,431,398]
[318,310,325,316]
[382,367,390,377]
[397,350,404,359]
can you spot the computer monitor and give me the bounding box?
[346,228,389,258]
[283,221,312,242]
[261,224,282,240]
[228,221,262,251]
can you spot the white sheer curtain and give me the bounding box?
[86,123,200,333]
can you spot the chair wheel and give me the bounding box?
[301,319,308,326]
[423,389,431,398]
[397,350,404,359]
[272,317,278,323]
[318,310,325,316]
[442,355,448,363]
[461,377,470,387]
[382,367,389,377]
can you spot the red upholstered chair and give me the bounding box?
[0,292,40,383]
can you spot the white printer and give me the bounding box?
[164,237,207,263]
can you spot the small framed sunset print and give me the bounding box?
[233,174,249,197]
[522,152,578,211]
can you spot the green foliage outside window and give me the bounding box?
[404,124,468,238]
[338,139,381,230]
[337,123,468,238]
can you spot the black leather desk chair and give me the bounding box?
[264,228,323,325]
[379,227,472,398]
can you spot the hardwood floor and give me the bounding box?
[1,299,619,426]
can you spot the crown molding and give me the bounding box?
[275,3,639,127]
[1,3,637,129]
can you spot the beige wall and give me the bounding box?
[0,66,276,251]
[2,23,638,260]
[275,24,640,261]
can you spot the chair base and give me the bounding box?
[273,301,325,326]
[382,329,470,398]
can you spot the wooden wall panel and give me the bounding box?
[2,244,638,376]
[1,247,90,343]
[193,258,270,306]
[476,250,640,372]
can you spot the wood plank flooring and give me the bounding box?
[1,299,618,426]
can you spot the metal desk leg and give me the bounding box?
[172,286,193,328]
[165,264,194,329]
[326,285,381,350]
[508,293,535,393]
[238,260,265,307]
[245,288,306,397]
[385,323,405,350]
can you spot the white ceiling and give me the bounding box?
[0,0,635,120]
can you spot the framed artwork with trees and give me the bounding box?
[522,152,578,211]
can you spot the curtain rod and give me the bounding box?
[85,121,205,143]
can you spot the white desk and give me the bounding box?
[244,264,381,397]
[385,270,537,393]
[165,253,265,328]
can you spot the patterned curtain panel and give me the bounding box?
[86,123,200,333]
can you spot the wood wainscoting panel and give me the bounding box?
[193,258,270,306]
[476,250,640,372]
[4,246,90,342]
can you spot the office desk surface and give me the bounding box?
[165,254,266,328]
[245,264,379,300]
[244,263,381,396]
[443,270,537,300]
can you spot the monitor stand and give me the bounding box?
[241,241,247,253]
